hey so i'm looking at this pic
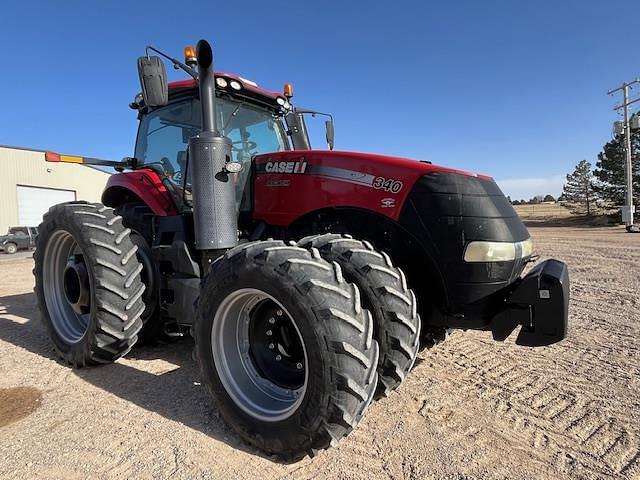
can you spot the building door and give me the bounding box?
[16,185,76,227]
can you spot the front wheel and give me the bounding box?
[298,234,421,398]
[4,242,17,254]
[194,240,379,460]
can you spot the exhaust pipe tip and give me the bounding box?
[196,39,213,69]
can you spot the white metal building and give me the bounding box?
[0,145,111,234]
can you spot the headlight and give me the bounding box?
[276,97,286,106]
[229,80,242,90]
[216,77,228,88]
[464,238,534,263]
[520,238,534,258]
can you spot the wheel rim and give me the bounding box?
[43,230,92,343]
[6,244,16,253]
[212,288,308,422]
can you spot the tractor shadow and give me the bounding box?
[0,291,293,464]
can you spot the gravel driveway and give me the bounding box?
[0,226,638,479]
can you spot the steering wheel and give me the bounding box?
[231,139,257,153]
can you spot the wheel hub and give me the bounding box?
[248,301,305,390]
[63,255,91,315]
[211,289,308,422]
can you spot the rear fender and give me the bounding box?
[101,170,177,216]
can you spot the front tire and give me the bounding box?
[34,202,145,366]
[115,203,164,344]
[194,240,379,460]
[4,242,17,254]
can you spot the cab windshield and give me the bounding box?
[134,96,289,210]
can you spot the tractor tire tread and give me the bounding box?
[298,233,421,398]
[33,201,144,366]
[193,239,379,460]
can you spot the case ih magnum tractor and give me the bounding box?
[34,40,569,459]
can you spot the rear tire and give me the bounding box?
[33,201,145,366]
[194,240,379,460]
[298,234,421,398]
[4,242,17,254]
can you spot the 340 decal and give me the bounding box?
[372,177,403,193]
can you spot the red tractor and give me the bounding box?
[34,40,569,459]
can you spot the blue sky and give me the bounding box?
[1,0,638,200]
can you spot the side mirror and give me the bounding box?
[325,120,335,150]
[137,56,168,107]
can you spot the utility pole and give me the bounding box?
[608,79,639,231]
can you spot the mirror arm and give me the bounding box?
[294,109,335,150]
[145,46,198,80]
[295,109,334,123]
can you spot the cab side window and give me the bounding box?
[134,99,199,188]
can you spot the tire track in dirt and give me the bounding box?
[416,334,640,479]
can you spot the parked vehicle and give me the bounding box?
[34,40,569,460]
[1,226,38,254]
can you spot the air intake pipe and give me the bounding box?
[189,39,238,253]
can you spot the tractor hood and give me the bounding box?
[253,149,497,223]
[255,149,492,184]
[253,148,528,312]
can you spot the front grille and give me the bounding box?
[399,171,530,306]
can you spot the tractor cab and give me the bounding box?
[132,83,292,212]
[130,73,297,211]
[127,50,333,216]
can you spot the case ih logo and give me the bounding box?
[264,161,308,174]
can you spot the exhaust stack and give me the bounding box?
[189,39,238,252]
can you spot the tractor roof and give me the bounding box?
[168,72,283,100]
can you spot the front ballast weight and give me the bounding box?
[491,259,569,347]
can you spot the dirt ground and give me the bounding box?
[1,226,638,480]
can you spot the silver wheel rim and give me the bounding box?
[42,230,92,343]
[212,288,308,422]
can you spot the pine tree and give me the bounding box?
[563,160,595,215]
[593,132,640,207]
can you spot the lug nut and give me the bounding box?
[276,309,283,316]
[266,329,272,336]
[276,355,282,361]
[296,362,303,370]
[268,317,275,324]
[268,343,275,349]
